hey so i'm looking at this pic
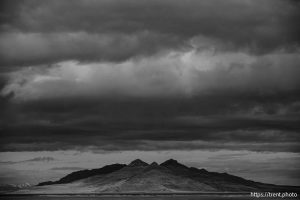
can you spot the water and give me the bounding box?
[0,195,291,200]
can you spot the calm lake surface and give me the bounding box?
[0,195,292,200]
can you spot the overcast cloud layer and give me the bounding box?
[0,0,300,153]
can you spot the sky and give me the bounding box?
[0,0,300,186]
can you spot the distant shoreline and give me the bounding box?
[0,192,250,197]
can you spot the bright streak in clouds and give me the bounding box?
[2,48,300,101]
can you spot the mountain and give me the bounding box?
[9,159,300,194]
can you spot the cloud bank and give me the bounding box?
[0,0,300,152]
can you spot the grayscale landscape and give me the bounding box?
[0,0,300,199]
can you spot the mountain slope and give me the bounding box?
[161,159,299,192]
[37,163,125,186]
[104,162,215,192]
[84,161,215,192]
[161,159,258,191]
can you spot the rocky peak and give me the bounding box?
[161,159,178,166]
[128,159,148,167]
[160,159,188,168]
[150,162,158,167]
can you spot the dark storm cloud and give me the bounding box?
[1,55,300,152]
[0,32,181,68]
[5,0,300,41]
[0,0,300,153]
[1,94,300,152]
[1,0,300,68]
